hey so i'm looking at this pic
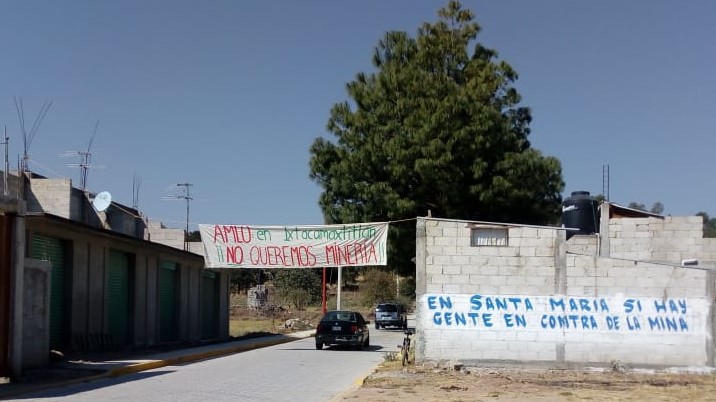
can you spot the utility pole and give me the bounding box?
[2,127,8,196]
[177,183,193,251]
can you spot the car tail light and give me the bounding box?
[317,323,323,332]
[351,325,358,333]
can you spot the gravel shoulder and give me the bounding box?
[336,361,716,402]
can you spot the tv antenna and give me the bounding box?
[14,97,52,172]
[60,120,103,191]
[2,126,8,196]
[132,173,142,210]
[163,182,193,251]
[602,164,610,202]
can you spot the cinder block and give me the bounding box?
[451,255,469,265]
[507,276,526,285]
[435,236,456,246]
[442,284,461,293]
[459,284,479,293]
[525,276,549,287]
[442,227,458,237]
[498,265,519,276]
[498,247,518,257]
[469,274,489,285]
[519,246,537,257]
[425,284,443,293]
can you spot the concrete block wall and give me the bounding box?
[421,219,559,296]
[609,216,703,264]
[702,238,716,264]
[417,218,562,363]
[146,227,185,250]
[188,241,204,255]
[21,259,51,369]
[106,208,144,238]
[564,255,710,366]
[27,178,73,218]
[144,218,186,251]
[416,217,715,368]
[565,234,598,256]
[0,171,21,199]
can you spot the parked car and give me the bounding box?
[374,301,408,329]
[315,310,370,350]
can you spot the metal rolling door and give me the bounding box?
[107,249,130,347]
[31,233,68,349]
[158,261,178,342]
[201,271,218,340]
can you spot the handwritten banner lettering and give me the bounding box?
[198,223,388,268]
[422,294,708,334]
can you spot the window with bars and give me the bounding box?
[470,227,508,247]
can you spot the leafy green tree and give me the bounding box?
[186,230,201,242]
[627,202,646,211]
[229,269,268,293]
[650,202,664,215]
[309,1,564,275]
[360,268,397,307]
[697,212,716,238]
[627,201,665,215]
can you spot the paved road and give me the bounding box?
[16,329,404,402]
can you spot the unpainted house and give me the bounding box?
[0,171,229,378]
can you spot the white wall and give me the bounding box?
[416,217,715,368]
[608,216,703,263]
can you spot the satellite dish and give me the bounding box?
[92,191,112,212]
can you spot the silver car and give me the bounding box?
[374,302,407,329]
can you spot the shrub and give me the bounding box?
[273,269,321,309]
[280,288,313,310]
[360,268,397,306]
[398,275,416,298]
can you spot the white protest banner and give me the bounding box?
[198,222,389,268]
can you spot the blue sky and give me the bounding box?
[1,1,714,229]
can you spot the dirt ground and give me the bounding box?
[336,361,716,402]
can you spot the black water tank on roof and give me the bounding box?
[562,191,599,240]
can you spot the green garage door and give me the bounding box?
[201,271,219,340]
[107,249,131,347]
[31,234,68,349]
[159,261,178,342]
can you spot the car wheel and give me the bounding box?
[375,322,379,329]
[315,341,323,350]
[364,335,370,347]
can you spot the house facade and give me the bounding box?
[415,202,716,368]
[0,171,229,377]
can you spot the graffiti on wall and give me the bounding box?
[423,294,707,334]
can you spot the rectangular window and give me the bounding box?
[470,227,508,247]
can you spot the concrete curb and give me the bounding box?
[327,366,378,402]
[106,333,311,377]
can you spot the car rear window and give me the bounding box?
[323,312,356,322]
[376,304,398,312]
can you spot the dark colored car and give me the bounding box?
[374,302,407,329]
[315,310,370,350]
